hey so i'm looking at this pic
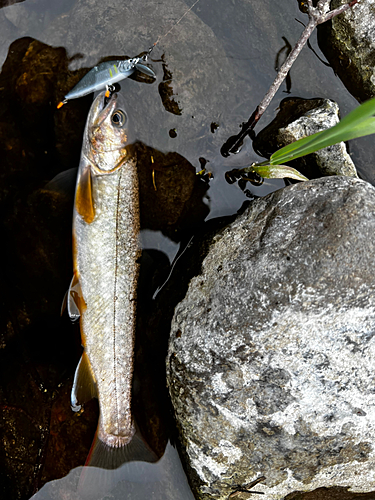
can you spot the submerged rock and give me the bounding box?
[318,0,375,102]
[166,176,375,500]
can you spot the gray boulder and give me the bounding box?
[167,176,375,500]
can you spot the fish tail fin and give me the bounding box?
[87,424,157,469]
[78,422,157,498]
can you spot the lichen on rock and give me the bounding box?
[318,0,375,102]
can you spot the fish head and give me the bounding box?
[84,91,134,174]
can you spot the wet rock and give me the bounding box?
[0,37,90,196]
[284,486,375,500]
[277,99,357,178]
[254,97,322,157]
[136,142,204,241]
[254,97,357,179]
[318,0,375,102]
[159,58,183,116]
[167,176,375,500]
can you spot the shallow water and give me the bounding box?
[30,442,195,500]
[0,0,374,499]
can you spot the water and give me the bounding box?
[30,442,195,500]
[0,0,374,499]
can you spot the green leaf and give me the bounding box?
[251,164,309,181]
[269,96,375,165]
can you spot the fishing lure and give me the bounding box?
[57,0,202,109]
[57,56,155,108]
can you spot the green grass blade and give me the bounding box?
[251,164,309,181]
[270,97,375,165]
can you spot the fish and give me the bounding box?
[57,58,155,108]
[67,90,155,470]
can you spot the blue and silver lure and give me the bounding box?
[56,0,203,109]
[57,56,155,108]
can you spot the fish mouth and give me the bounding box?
[85,91,133,174]
[93,91,120,129]
[89,91,129,141]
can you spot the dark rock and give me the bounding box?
[0,0,24,7]
[318,0,375,102]
[159,58,183,116]
[136,141,207,241]
[167,176,375,499]
[285,485,375,500]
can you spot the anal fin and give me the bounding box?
[61,274,84,321]
[71,351,97,411]
[67,274,83,321]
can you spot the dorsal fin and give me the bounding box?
[75,164,95,223]
[71,351,98,411]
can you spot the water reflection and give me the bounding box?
[30,442,195,500]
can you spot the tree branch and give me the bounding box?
[320,0,358,23]
[221,0,360,157]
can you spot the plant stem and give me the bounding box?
[221,0,359,157]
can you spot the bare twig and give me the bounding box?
[221,0,359,157]
[321,0,359,22]
[229,476,266,498]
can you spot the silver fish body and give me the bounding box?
[70,91,141,459]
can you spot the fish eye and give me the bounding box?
[111,109,126,127]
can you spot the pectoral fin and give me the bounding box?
[71,351,97,411]
[45,167,77,195]
[75,163,95,223]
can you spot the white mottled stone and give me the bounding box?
[167,176,375,499]
[277,99,358,178]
